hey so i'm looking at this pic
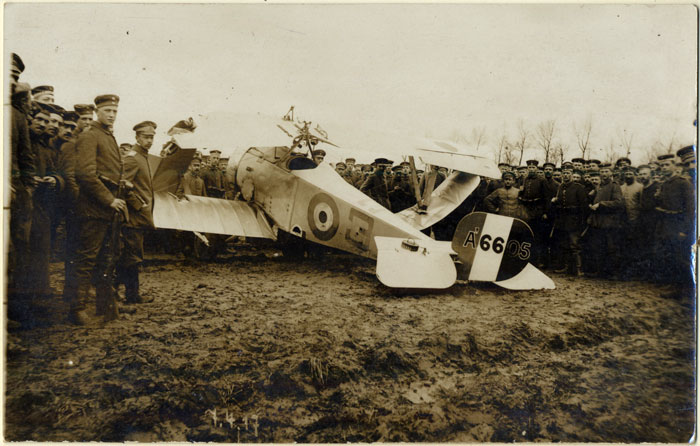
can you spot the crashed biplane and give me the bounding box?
[149,112,555,290]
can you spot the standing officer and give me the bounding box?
[202,149,225,197]
[73,94,124,325]
[8,80,36,327]
[551,167,588,276]
[360,158,391,210]
[53,111,82,305]
[654,153,694,291]
[117,121,157,304]
[21,104,65,326]
[519,159,547,266]
[635,164,660,275]
[586,163,624,278]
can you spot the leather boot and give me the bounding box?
[124,266,142,304]
[574,254,583,277]
[103,293,119,322]
[96,282,119,321]
[69,285,91,326]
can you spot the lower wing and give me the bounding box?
[152,191,275,239]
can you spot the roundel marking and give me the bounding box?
[307,193,340,241]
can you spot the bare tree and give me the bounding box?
[616,128,634,158]
[513,119,530,165]
[494,128,514,165]
[470,126,487,151]
[536,120,557,163]
[553,142,569,165]
[573,116,593,159]
[604,138,620,164]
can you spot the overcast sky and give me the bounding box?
[5,3,697,165]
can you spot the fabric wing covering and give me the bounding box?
[152,191,275,239]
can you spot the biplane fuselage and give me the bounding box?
[236,146,432,259]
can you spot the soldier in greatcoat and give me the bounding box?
[55,105,94,305]
[654,152,695,291]
[551,168,588,276]
[117,121,157,304]
[360,158,391,210]
[586,163,624,278]
[73,94,124,325]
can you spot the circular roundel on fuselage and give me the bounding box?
[307,193,340,241]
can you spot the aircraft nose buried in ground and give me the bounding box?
[150,112,555,290]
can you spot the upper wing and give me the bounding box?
[152,191,275,239]
[318,122,501,178]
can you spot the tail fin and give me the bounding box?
[451,212,555,289]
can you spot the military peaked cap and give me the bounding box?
[209,149,222,155]
[526,159,539,166]
[32,85,54,95]
[94,94,119,108]
[62,111,79,123]
[11,53,25,73]
[543,162,555,169]
[676,145,695,164]
[502,171,515,179]
[657,154,674,161]
[335,162,346,168]
[345,158,356,163]
[571,157,585,163]
[312,149,326,157]
[133,120,157,135]
[74,104,95,115]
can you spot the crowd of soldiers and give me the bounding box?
[327,150,696,296]
[6,51,696,329]
[7,53,232,329]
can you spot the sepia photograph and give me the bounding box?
[3,2,697,442]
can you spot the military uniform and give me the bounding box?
[8,86,36,324]
[484,184,526,219]
[655,173,694,284]
[360,161,391,210]
[177,171,208,196]
[74,95,123,323]
[118,138,155,303]
[202,163,225,197]
[586,177,624,277]
[552,180,588,275]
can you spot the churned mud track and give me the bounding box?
[5,246,695,442]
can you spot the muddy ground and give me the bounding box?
[4,241,696,442]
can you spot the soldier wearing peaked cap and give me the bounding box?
[586,163,624,278]
[74,104,95,130]
[676,145,696,183]
[49,109,83,308]
[520,159,549,266]
[32,85,55,104]
[7,79,37,327]
[10,53,24,82]
[115,121,157,305]
[72,93,123,325]
[360,158,391,210]
[312,149,326,165]
[202,149,225,198]
[653,151,694,292]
